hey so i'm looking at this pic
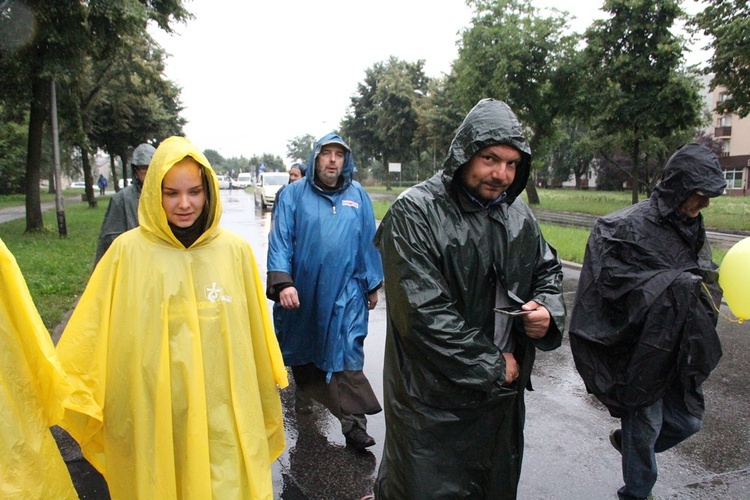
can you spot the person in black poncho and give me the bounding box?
[569,143,727,500]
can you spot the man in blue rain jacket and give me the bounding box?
[267,133,383,450]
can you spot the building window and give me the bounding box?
[725,170,744,189]
[718,139,731,157]
[717,115,732,127]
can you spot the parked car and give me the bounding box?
[70,181,86,189]
[235,172,253,189]
[216,175,231,190]
[254,172,289,209]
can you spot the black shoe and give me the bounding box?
[609,428,622,454]
[294,396,313,414]
[345,427,376,450]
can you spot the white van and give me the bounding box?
[235,172,253,189]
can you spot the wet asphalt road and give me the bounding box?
[53,189,750,499]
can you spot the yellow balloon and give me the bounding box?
[719,237,750,321]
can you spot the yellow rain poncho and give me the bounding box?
[0,238,77,499]
[56,136,288,499]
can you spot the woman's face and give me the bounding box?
[161,157,206,228]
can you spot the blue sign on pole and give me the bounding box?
[258,162,267,173]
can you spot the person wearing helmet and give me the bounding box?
[94,143,155,264]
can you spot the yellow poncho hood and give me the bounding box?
[138,136,221,249]
[0,238,77,499]
[57,136,288,499]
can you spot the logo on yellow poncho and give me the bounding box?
[205,282,233,303]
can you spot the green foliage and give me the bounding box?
[224,156,253,176]
[545,121,596,188]
[449,0,583,204]
[692,0,750,118]
[454,0,580,154]
[581,0,705,202]
[203,149,226,171]
[371,199,392,221]
[0,108,27,194]
[0,0,191,231]
[341,57,430,188]
[286,134,316,163]
[249,153,286,173]
[88,37,186,176]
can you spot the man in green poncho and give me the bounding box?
[374,98,566,498]
[95,143,155,264]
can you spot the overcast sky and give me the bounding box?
[150,0,709,164]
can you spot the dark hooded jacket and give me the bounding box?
[94,143,156,264]
[374,98,565,499]
[569,143,726,418]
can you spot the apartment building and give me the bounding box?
[707,84,749,196]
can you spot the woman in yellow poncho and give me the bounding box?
[0,238,77,499]
[56,136,288,499]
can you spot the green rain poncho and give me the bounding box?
[374,99,565,499]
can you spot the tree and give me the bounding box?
[413,74,467,177]
[249,153,285,174]
[0,105,28,194]
[0,0,190,231]
[286,134,315,163]
[546,121,596,189]
[224,155,252,177]
[342,57,428,190]
[88,36,185,189]
[692,0,750,117]
[451,0,581,204]
[203,149,226,173]
[581,0,705,203]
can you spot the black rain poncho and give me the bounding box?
[569,143,726,418]
[374,99,566,499]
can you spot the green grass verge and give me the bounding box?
[373,194,727,267]
[0,199,104,331]
[524,189,748,232]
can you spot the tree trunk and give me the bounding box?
[120,151,131,193]
[526,178,540,204]
[25,76,47,233]
[79,142,97,208]
[526,136,541,205]
[631,140,640,205]
[109,154,119,192]
[71,95,98,207]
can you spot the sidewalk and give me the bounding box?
[0,194,98,225]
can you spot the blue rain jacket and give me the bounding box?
[267,133,383,373]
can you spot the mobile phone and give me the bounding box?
[494,306,534,316]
